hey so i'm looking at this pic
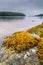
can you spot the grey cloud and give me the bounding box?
[0,0,43,8]
[0,0,43,15]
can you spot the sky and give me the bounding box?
[0,0,43,15]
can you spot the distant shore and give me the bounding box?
[0,11,25,16]
[35,14,43,17]
[0,11,25,19]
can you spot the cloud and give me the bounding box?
[0,0,43,14]
[0,0,43,8]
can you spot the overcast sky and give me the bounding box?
[0,0,43,15]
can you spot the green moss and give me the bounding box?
[27,23,43,37]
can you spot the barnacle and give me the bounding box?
[2,31,39,53]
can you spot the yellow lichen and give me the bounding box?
[36,38,43,64]
[2,31,39,52]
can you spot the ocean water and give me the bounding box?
[0,16,43,65]
[0,16,43,47]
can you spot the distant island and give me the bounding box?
[0,11,25,16]
[35,14,43,17]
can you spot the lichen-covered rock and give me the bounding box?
[36,38,43,64]
[0,31,41,65]
[26,23,43,64]
[2,31,39,53]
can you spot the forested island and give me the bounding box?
[0,11,25,19]
[35,14,43,17]
[0,11,25,16]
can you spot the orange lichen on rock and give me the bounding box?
[2,31,39,52]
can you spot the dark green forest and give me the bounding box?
[0,12,25,16]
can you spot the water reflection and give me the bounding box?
[0,16,43,47]
[0,16,25,20]
[37,16,43,20]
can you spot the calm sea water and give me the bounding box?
[0,16,43,47]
